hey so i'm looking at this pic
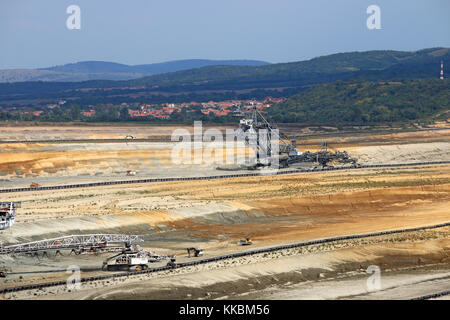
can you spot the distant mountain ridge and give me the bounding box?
[124,47,450,90]
[0,59,270,83]
[43,59,270,74]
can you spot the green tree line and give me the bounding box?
[267,79,449,125]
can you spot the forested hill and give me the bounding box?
[0,47,448,99]
[267,79,450,125]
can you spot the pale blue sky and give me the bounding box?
[0,0,449,69]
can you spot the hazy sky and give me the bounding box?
[0,0,449,69]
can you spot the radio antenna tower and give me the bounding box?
[441,60,444,80]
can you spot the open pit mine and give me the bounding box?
[0,116,449,300]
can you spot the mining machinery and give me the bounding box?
[0,202,20,231]
[186,247,203,258]
[30,182,39,189]
[0,202,21,277]
[237,105,301,169]
[0,234,143,255]
[289,141,358,167]
[0,266,10,278]
[239,237,253,246]
[236,106,358,168]
[126,170,137,176]
[102,244,176,271]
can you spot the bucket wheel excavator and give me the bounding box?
[236,105,358,169]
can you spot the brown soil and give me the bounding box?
[0,126,449,299]
[12,229,449,300]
